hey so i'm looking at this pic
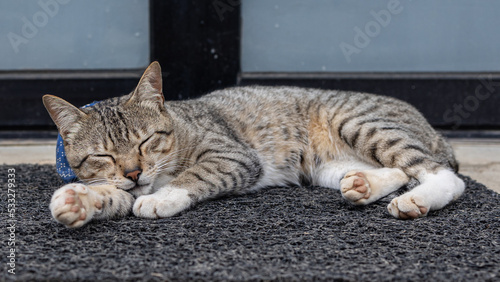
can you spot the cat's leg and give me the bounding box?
[50,183,134,228]
[387,168,464,219]
[132,186,192,219]
[341,167,410,205]
[315,160,410,205]
[133,153,262,219]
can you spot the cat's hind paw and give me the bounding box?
[387,194,429,219]
[133,188,192,219]
[340,171,371,204]
[49,183,99,228]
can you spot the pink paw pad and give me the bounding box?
[50,184,92,228]
[341,171,372,203]
[353,178,368,194]
[388,196,429,220]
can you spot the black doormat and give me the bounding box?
[1,164,499,281]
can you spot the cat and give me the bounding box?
[43,61,465,228]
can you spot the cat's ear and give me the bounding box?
[42,95,86,139]
[130,61,165,108]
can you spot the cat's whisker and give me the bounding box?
[155,155,193,169]
[155,161,177,171]
[155,163,190,174]
[158,159,187,169]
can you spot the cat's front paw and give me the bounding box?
[340,171,371,204]
[49,183,100,228]
[133,188,192,219]
[387,194,429,219]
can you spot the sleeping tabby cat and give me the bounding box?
[43,61,464,228]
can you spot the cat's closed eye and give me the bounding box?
[140,131,173,155]
[75,154,114,169]
[86,154,115,169]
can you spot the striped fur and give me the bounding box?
[43,62,464,228]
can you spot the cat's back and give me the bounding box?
[196,85,427,129]
[171,86,453,164]
[200,85,322,115]
[180,85,436,143]
[168,86,329,138]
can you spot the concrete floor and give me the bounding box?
[0,138,499,193]
[450,139,500,193]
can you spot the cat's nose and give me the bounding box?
[124,168,142,182]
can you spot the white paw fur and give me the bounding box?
[50,183,100,228]
[133,188,192,219]
[387,169,465,219]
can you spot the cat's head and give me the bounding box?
[43,62,176,195]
